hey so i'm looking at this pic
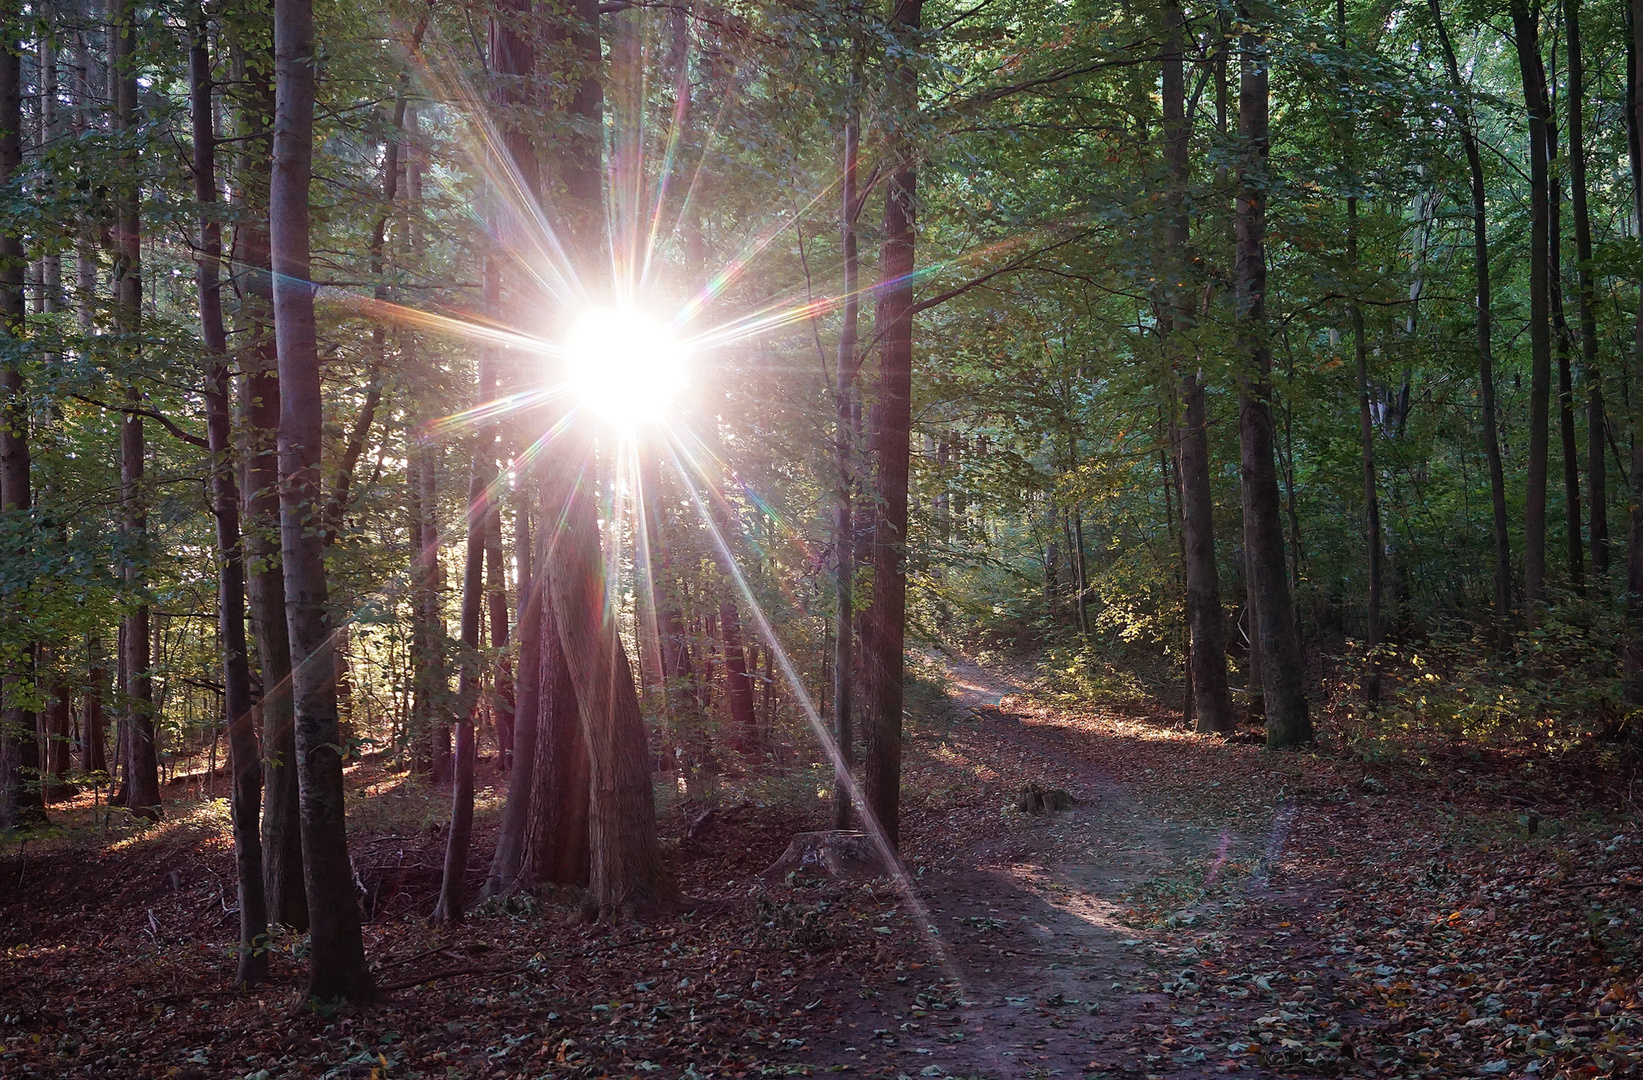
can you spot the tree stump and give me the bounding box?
[1016,783,1074,815]
[762,830,890,880]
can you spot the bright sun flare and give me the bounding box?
[563,306,689,429]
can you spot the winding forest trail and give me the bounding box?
[804,654,1279,1078]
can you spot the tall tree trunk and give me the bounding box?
[1567,0,1606,580]
[404,102,449,784]
[1547,66,1583,593]
[83,659,108,774]
[1338,0,1380,705]
[271,0,373,1001]
[527,0,663,919]
[832,63,860,823]
[1513,0,1553,625]
[412,443,451,780]
[434,362,497,923]
[1234,16,1310,747]
[1347,199,1381,705]
[862,0,923,853]
[192,13,268,986]
[719,593,758,756]
[521,523,590,887]
[487,510,513,772]
[1163,0,1233,734]
[113,0,159,821]
[541,429,661,916]
[1626,0,1643,703]
[0,0,38,830]
[1431,0,1511,636]
[485,514,542,896]
[707,490,758,757]
[232,30,306,931]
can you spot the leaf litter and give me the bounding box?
[1,656,1638,1080]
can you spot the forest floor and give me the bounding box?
[3,651,1643,1080]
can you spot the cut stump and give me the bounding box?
[1017,783,1074,814]
[762,830,890,880]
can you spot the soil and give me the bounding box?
[1,652,1639,1080]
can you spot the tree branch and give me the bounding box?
[70,393,210,450]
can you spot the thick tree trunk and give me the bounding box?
[1162,0,1233,735]
[1513,0,1553,625]
[520,528,591,887]
[0,0,37,830]
[540,432,661,915]
[193,14,268,986]
[1567,0,1606,580]
[861,0,922,853]
[1431,0,1510,635]
[271,0,373,1001]
[232,36,306,932]
[113,0,158,821]
[1234,19,1310,747]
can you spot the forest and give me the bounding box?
[3,0,1643,1074]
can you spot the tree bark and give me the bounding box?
[433,354,498,924]
[193,11,268,987]
[832,67,860,823]
[1546,66,1583,593]
[1234,16,1310,747]
[231,28,306,931]
[113,0,159,821]
[521,587,590,886]
[540,428,662,916]
[272,0,373,1001]
[0,0,38,830]
[83,661,108,775]
[1567,0,1606,580]
[485,520,543,896]
[1626,0,1643,703]
[1347,198,1381,705]
[1512,0,1553,625]
[1162,0,1233,734]
[1430,0,1510,637]
[487,509,514,772]
[861,0,923,853]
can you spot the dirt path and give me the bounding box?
[800,655,1279,1079]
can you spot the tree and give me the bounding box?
[0,0,36,832]
[228,18,306,932]
[1162,0,1234,734]
[1626,0,1643,703]
[191,7,267,986]
[1234,8,1310,748]
[271,0,373,1002]
[1511,0,1553,625]
[862,0,924,853]
[1565,0,1606,580]
[1427,0,1511,641]
[113,0,159,821]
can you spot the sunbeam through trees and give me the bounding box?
[6,0,1643,1074]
